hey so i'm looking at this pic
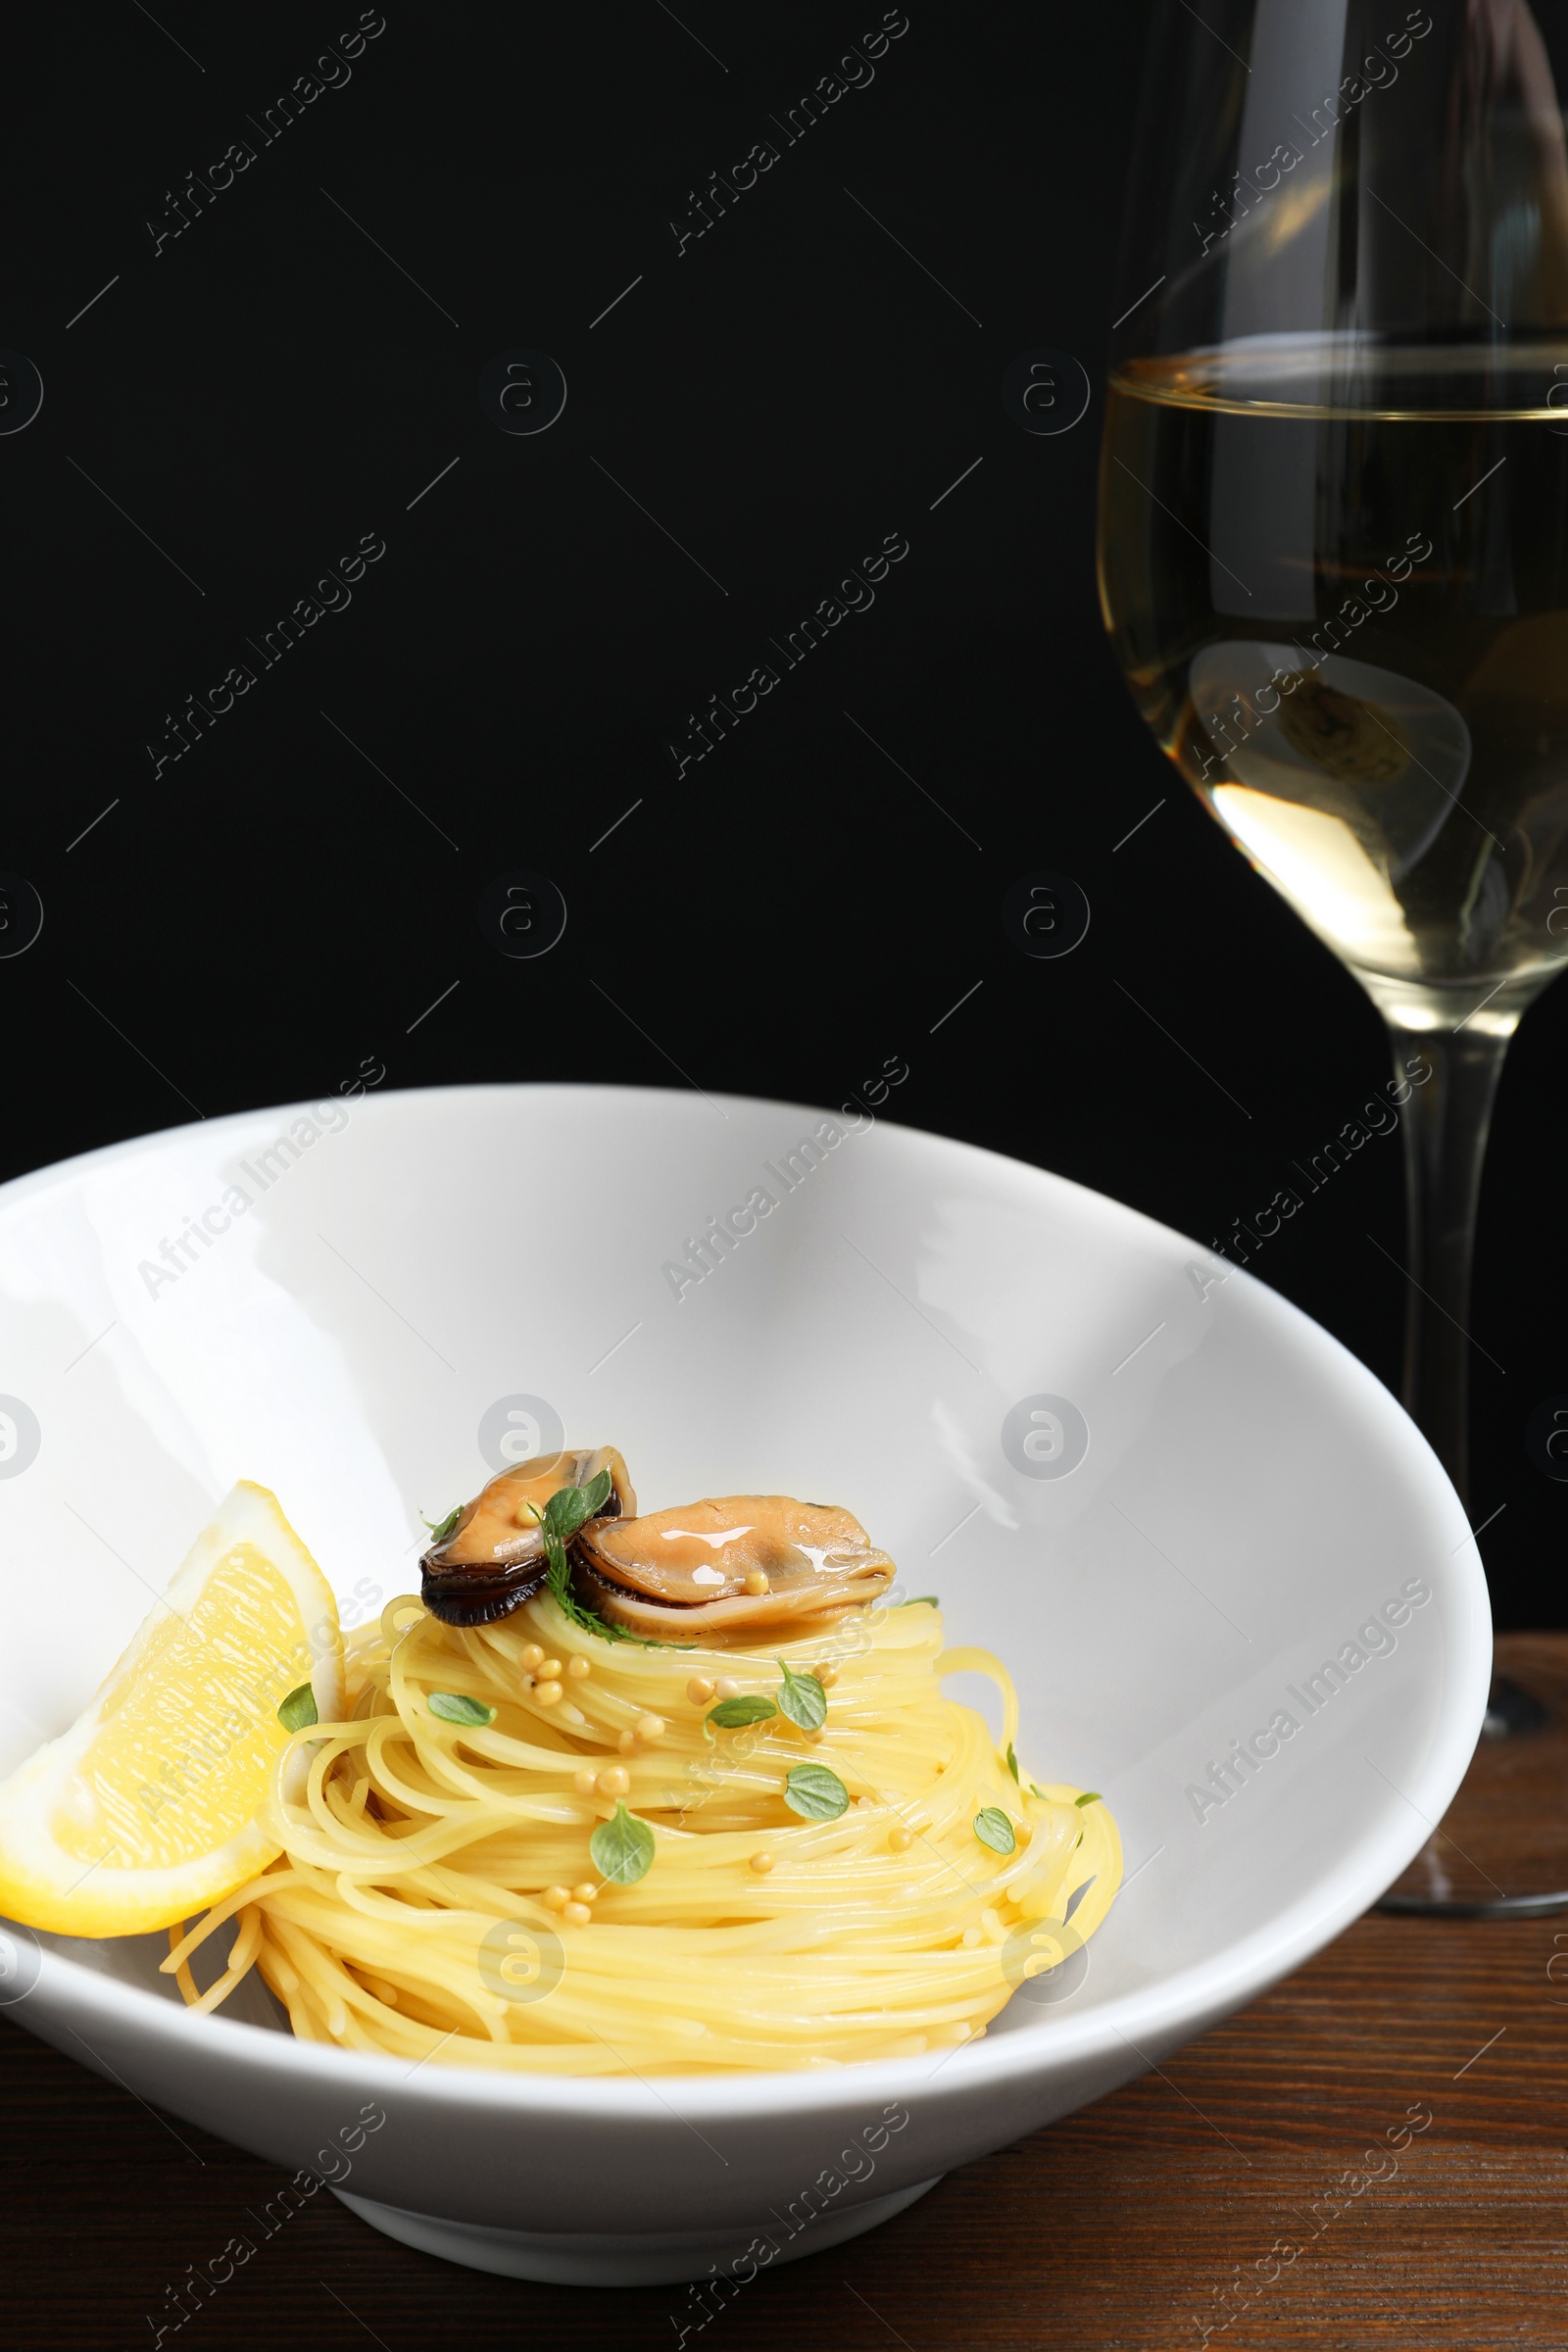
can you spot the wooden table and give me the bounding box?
[7,1636,1568,2351]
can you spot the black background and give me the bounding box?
[3,0,1565,1623]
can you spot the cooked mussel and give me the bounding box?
[572,1495,893,1640]
[420,1446,634,1626]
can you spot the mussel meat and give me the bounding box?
[572,1495,893,1640]
[420,1446,634,1626]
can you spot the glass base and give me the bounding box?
[1355,965,1530,1041]
[1482,1673,1549,1740]
[1376,1635,1568,1918]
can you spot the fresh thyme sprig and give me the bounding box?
[783,1762,849,1821]
[775,1658,827,1732]
[591,1800,656,1885]
[973,1806,1016,1855]
[709,1693,776,1730]
[428,1690,497,1727]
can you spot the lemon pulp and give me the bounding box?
[0,1482,342,1936]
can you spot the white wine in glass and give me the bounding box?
[1100,0,1568,1912]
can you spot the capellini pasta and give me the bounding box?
[166,1580,1120,2073]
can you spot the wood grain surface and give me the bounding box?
[6,1636,1567,2351]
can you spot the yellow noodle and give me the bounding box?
[166,1921,199,2007]
[163,1592,1120,2073]
[185,1904,265,2017]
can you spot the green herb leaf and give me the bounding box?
[709,1695,777,1729]
[530,1473,673,1648]
[276,1683,318,1733]
[422,1505,463,1544]
[973,1806,1016,1855]
[783,1763,849,1822]
[544,1490,585,1541]
[775,1658,827,1732]
[1004,1741,1019,1784]
[1029,1784,1048,1799]
[544,1469,613,1544]
[907,1595,939,1607]
[428,1690,497,1726]
[590,1800,655,1886]
[1074,1791,1102,1808]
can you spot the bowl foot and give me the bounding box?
[333,2176,942,2286]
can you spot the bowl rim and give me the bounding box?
[0,1080,1492,2120]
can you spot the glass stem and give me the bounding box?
[1386,1020,1510,1511]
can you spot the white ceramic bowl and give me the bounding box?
[0,1084,1489,2286]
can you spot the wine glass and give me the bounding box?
[1098,0,1568,1914]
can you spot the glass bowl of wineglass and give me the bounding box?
[1099,0,1568,1913]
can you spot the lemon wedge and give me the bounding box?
[0,1482,343,1936]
